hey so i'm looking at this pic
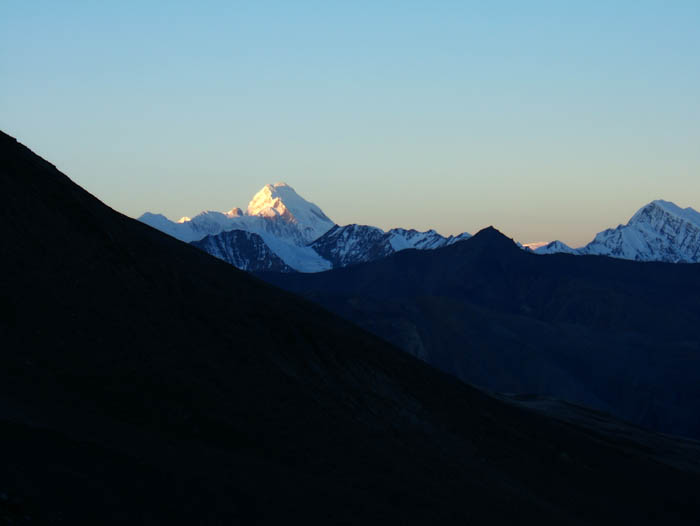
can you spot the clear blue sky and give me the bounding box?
[2,1,699,246]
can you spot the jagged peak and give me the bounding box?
[387,227,439,235]
[534,240,578,255]
[246,182,330,222]
[226,207,243,218]
[138,182,334,246]
[339,223,384,233]
[467,226,521,251]
[629,200,700,229]
[547,240,571,248]
[472,226,504,238]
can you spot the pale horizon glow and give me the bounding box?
[2,1,699,247]
[522,241,550,251]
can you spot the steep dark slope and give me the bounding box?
[261,227,700,439]
[1,131,700,524]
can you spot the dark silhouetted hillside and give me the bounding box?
[262,226,700,439]
[2,130,700,525]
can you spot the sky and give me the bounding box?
[2,1,699,246]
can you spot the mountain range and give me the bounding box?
[536,200,700,262]
[4,130,700,524]
[141,187,700,273]
[261,226,700,440]
[139,182,472,272]
[139,183,334,272]
[140,178,700,439]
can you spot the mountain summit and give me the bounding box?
[141,184,471,272]
[585,199,700,261]
[138,183,335,272]
[629,199,700,228]
[139,182,334,246]
[536,199,700,262]
[246,182,332,242]
[466,226,522,254]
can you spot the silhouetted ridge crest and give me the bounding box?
[4,129,700,525]
[465,226,522,254]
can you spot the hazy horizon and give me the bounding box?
[3,1,699,246]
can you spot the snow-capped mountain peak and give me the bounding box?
[534,200,700,263]
[139,183,472,272]
[534,240,578,255]
[628,200,700,230]
[581,199,700,262]
[247,183,289,217]
[247,182,327,219]
[245,182,333,242]
[138,183,335,271]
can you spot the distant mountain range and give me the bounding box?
[139,183,335,272]
[139,183,472,272]
[9,130,700,524]
[535,200,700,262]
[140,188,700,272]
[311,224,471,269]
[262,226,700,440]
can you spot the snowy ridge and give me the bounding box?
[534,200,700,262]
[534,240,578,255]
[192,230,294,273]
[140,183,471,272]
[139,183,334,245]
[311,224,472,269]
[139,182,335,271]
[629,200,700,229]
[310,224,388,268]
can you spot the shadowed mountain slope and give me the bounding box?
[261,227,700,439]
[1,131,700,524]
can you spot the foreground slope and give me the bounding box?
[263,227,700,439]
[1,131,700,525]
